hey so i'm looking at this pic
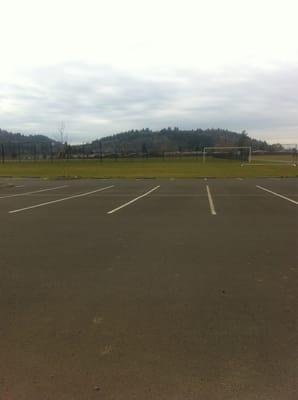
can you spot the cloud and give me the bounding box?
[0,62,297,144]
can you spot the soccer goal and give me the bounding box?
[251,144,297,166]
[203,146,252,163]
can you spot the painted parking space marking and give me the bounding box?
[107,185,160,214]
[256,185,298,205]
[206,185,217,215]
[9,186,114,214]
[0,185,68,199]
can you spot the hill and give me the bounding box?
[1,127,284,159]
[0,128,54,144]
[89,128,278,155]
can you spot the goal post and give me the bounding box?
[276,144,297,166]
[203,146,252,163]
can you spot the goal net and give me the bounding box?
[203,146,252,163]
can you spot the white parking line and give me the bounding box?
[256,185,298,205]
[107,185,160,214]
[206,185,217,215]
[9,186,114,214]
[0,185,68,199]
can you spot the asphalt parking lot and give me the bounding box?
[0,177,297,399]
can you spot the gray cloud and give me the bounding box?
[0,63,297,143]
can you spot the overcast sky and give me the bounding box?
[0,0,297,144]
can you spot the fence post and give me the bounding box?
[1,144,4,164]
[99,140,103,162]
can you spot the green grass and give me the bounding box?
[0,158,297,178]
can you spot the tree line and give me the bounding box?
[1,127,286,161]
[88,128,283,156]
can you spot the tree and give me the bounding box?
[238,130,250,147]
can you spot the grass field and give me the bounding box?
[0,157,297,178]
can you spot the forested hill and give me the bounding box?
[91,128,277,154]
[0,128,54,144]
[1,127,282,154]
